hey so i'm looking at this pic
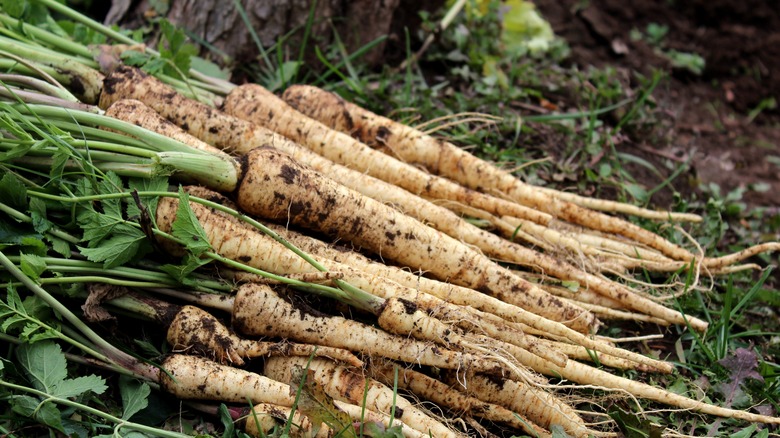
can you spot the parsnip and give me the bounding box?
[167,304,363,367]
[265,356,463,438]
[235,147,597,331]
[232,283,503,374]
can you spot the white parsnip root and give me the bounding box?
[265,356,463,438]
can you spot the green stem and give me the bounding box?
[1,143,155,162]
[11,104,239,191]
[12,156,158,179]
[0,38,103,95]
[0,59,98,103]
[145,288,234,313]
[0,87,93,111]
[13,104,211,155]
[0,13,94,59]
[22,118,163,149]
[0,250,141,370]
[0,380,190,438]
[40,258,231,292]
[0,201,80,244]
[10,276,177,289]
[0,73,79,102]
[0,298,109,363]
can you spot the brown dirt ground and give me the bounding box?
[535,0,780,213]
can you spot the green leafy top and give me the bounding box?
[17,340,108,398]
[122,19,197,80]
[76,173,167,268]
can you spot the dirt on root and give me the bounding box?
[534,0,780,211]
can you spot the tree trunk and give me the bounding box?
[107,0,443,67]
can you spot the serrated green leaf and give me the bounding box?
[171,187,211,256]
[11,394,42,417]
[191,56,232,80]
[160,253,211,282]
[78,227,148,268]
[20,322,50,341]
[56,375,107,398]
[157,19,197,78]
[731,424,757,438]
[141,58,168,76]
[29,197,52,234]
[33,399,65,432]
[20,253,47,280]
[127,177,168,222]
[28,328,61,343]
[50,147,70,181]
[119,376,150,420]
[74,177,94,197]
[20,236,47,255]
[0,173,28,209]
[79,210,137,247]
[121,50,152,67]
[22,293,52,319]
[17,341,67,393]
[49,237,71,257]
[98,172,125,219]
[1,0,27,17]
[1,315,28,333]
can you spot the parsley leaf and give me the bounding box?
[0,172,28,210]
[20,253,47,280]
[79,227,149,268]
[119,376,150,420]
[17,341,108,397]
[171,187,211,256]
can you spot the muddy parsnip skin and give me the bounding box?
[279,84,694,260]
[100,66,266,152]
[221,83,552,224]
[449,372,594,438]
[156,191,566,367]
[104,99,231,158]
[369,360,552,438]
[166,186,672,373]
[159,354,295,405]
[264,356,463,438]
[222,84,708,333]
[258,222,674,372]
[234,147,596,331]
[166,305,363,367]
[242,403,331,438]
[232,283,502,374]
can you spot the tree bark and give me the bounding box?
[107,0,443,67]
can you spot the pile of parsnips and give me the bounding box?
[1,4,779,436]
